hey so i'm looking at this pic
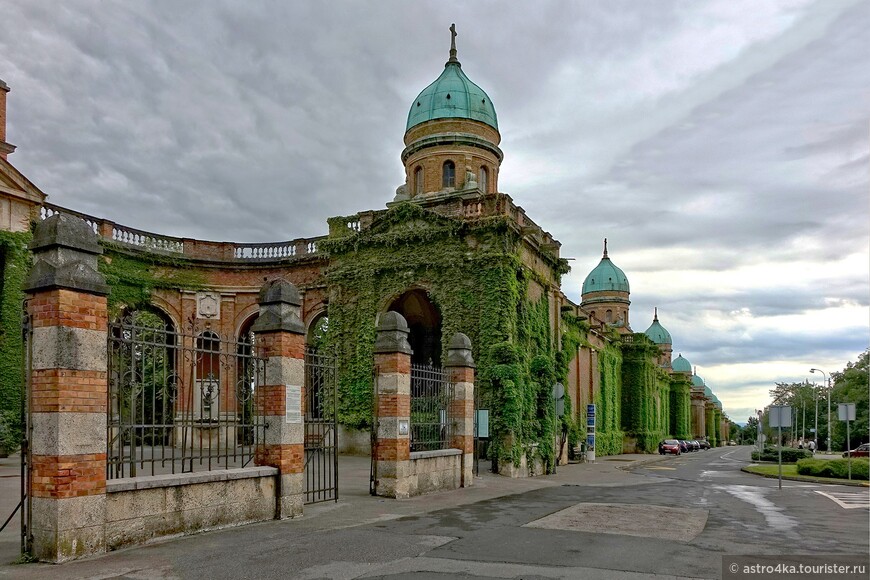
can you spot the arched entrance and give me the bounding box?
[388,289,442,366]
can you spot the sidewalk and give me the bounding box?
[0,453,22,568]
[0,452,666,572]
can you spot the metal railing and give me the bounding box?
[107,313,266,478]
[303,348,338,504]
[409,363,455,452]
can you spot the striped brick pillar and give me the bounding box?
[373,311,412,499]
[24,214,110,562]
[251,279,305,519]
[446,333,475,488]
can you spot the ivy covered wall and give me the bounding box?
[705,405,717,446]
[595,342,624,456]
[669,375,692,439]
[322,202,570,472]
[0,230,31,451]
[99,248,206,316]
[620,335,670,452]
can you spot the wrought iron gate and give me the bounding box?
[304,348,338,504]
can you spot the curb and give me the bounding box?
[740,466,869,487]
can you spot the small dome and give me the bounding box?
[406,27,497,132]
[692,374,705,387]
[582,239,630,294]
[672,354,692,373]
[644,308,671,344]
[703,385,713,398]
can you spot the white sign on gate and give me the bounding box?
[285,384,302,424]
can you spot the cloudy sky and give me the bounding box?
[2,1,868,423]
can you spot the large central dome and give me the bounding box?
[406,27,498,132]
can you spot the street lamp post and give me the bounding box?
[813,379,819,452]
[810,368,829,453]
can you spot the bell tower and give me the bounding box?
[397,24,502,201]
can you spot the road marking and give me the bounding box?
[720,449,746,463]
[645,466,676,470]
[814,490,870,509]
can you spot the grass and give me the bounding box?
[743,464,869,486]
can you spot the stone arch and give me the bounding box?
[387,288,442,366]
[146,295,181,333]
[306,309,329,352]
[234,303,260,341]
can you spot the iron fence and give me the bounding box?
[107,313,266,478]
[303,348,338,503]
[409,363,455,452]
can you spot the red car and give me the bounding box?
[659,439,681,455]
[842,443,870,458]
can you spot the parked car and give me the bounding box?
[690,440,700,451]
[678,440,690,453]
[695,439,711,450]
[842,443,870,458]
[660,439,681,455]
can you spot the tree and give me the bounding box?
[830,350,869,451]
[741,415,759,444]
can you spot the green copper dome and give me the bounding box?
[644,308,671,344]
[406,27,498,132]
[692,374,705,387]
[703,385,713,398]
[672,354,692,373]
[582,240,630,294]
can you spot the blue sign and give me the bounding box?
[586,435,595,447]
[586,417,595,427]
[587,404,596,416]
[475,410,490,438]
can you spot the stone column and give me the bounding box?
[24,214,110,562]
[446,333,475,487]
[372,312,412,499]
[691,390,707,439]
[251,279,305,519]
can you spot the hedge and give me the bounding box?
[796,458,869,481]
[751,447,811,463]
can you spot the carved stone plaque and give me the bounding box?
[196,292,220,320]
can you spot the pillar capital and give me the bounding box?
[374,311,412,354]
[446,332,475,368]
[251,279,305,334]
[25,213,108,296]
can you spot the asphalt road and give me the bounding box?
[3,446,868,579]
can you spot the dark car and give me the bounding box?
[678,440,690,453]
[690,440,700,451]
[696,439,711,450]
[660,439,681,455]
[843,443,870,458]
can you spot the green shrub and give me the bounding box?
[751,447,811,463]
[0,409,21,456]
[796,457,869,480]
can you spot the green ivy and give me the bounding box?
[619,334,671,452]
[99,247,207,315]
[0,230,31,452]
[595,342,624,456]
[669,374,692,439]
[324,202,567,471]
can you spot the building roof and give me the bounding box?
[672,354,692,373]
[692,374,705,387]
[582,239,630,294]
[644,308,671,344]
[406,26,498,132]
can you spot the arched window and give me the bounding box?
[479,166,488,192]
[605,310,613,323]
[442,160,455,188]
[414,166,423,195]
